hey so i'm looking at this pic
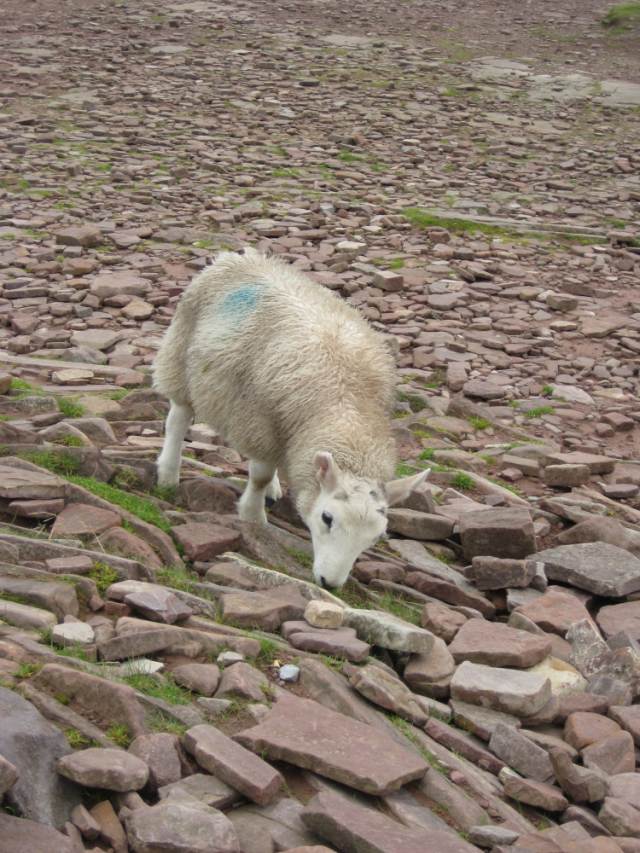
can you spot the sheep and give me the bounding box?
[153,248,429,588]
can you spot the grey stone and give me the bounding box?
[302,789,478,853]
[489,724,554,781]
[158,773,242,810]
[458,507,536,560]
[450,661,552,717]
[57,748,149,791]
[0,814,74,853]
[342,607,435,653]
[533,543,640,597]
[124,795,240,853]
[0,686,81,828]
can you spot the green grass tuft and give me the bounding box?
[66,728,99,749]
[68,476,171,532]
[89,561,120,595]
[106,723,132,747]
[403,207,516,238]
[468,416,491,431]
[602,2,640,28]
[19,449,81,477]
[123,673,192,705]
[285,547,313,570]
[58,434,84,447]
[16,662,42,679]
[451,472,474,491]
[58,398,85,418]
[156,564,201,595]
[146,711,188,736]
[524,405,555,419]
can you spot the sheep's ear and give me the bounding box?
[385,468,431,507]
[314,451,339,492]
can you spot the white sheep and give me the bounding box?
[153,248,429,588]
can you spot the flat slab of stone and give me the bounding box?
[342,608,435,654]
[502,775,568,812]
[220,585,309,632]
[544,451,615,475]
[348,663,427,724]
[458,507,536,560]
[57,748,149,791]
[450,660,552,717]
[302,790,478,853]
[158,773,242,810]
[0,574,79,620]
[0,814,74,853]
[32,663,146,737]
[184,724,283,806]
[172,522,240,561]
[515,588,591,636]
[282,620,370,662]
[490,723,554,781]
[609,705,640,746]
[124,794,240,853]
[597,601,640,641]
[235,692,428,795]
[533,543,640,597]
[0,686,81,828]
[124,586,193,624]
[0,464,68,500]
[51,502,121,538]
[449,618,552,668]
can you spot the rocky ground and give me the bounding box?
[1,0,640,851]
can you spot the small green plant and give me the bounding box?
[19,449,81,477]
[16,662,41,679]
[146,711,188,736]
[397,392,426,413]
[602,2,640,29]
[337,150,363,163]
[89,561,120,595]
[106,723,132,747]
[109,388,130,401]
[55,692,71,705]
[395,462,418,478]
[58,398,85,418]
[151,484,177,503]
[65,728,98,749]
[524,405,555,419]
[66,477,172,533]
[451,472,474,491]
[123,673,191,705]
[468,416,491,431]
[389,715,448,773]
[256,638,280,667]
[56,644,91,662]
[375,592,421,625]
[10,378,43,397]
[319,655,345,672]
[540,385,554,397]
[285,547,313,570]
[156,564,201,595]
[418,448,435,462]
[58,434,84,447]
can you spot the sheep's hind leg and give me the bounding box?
[157,401,193,487]
[238,460,276,525]
[264,470,283,507]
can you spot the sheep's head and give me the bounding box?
[303,451,430,589]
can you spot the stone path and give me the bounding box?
[1,0,640,850]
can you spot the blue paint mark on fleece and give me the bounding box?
[221,282,263,321]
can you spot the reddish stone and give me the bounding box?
[171,522,240,561]
[449,618,551,668]
[184,724,283,806]
[51,502,121,539]
[564,712,621,750]
[235,692,428,795]
[515,589,591,636]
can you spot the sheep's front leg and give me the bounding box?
[238,460,276,525]
[157,401,193,487]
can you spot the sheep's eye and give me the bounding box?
[321,511,333,529]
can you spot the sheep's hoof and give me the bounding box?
[265,496,276,509]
